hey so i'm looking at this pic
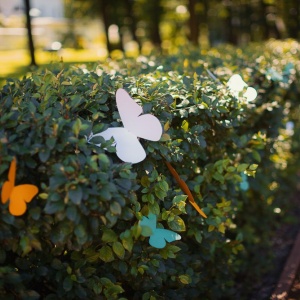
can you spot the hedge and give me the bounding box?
[1,39,300,299]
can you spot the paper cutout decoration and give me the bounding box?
[240,173,249,191]
[1,157,38,216]
[286,121,294,136]
[140,213,181,249]
[266,68,283,82]
[227,74,257,102]
[164,160,207,218]
[88,88,163,164]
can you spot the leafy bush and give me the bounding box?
[1,40,300,299]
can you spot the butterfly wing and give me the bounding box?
[1,181,14,204]
[93,127,146,163]
[244,87,257,102]
[240,173,249,191]
[9,184,38,216]
[91,127,118,147]
[140,214,157,237]
[1,158,16,204]
[150,228,181,249]
[116,89,162,141]
[227,74,247,93]
[140,214,181,249]
[130,114,162,141]
[116,88,143,129]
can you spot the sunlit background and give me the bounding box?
[0,0,299,80]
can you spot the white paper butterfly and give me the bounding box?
[227,74,257,102]
[88,88,162,164]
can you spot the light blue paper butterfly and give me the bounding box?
[140,213,181,249]
[240,173,249,191]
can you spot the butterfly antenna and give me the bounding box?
[206,69,222,86]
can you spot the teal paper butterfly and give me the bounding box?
[240,173,249,191]
[140,213,181,249]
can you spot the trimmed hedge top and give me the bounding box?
[1,40,300,299]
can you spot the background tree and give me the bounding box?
[24,0,36,66]
[64,0,300,53]
[187,0,200,45]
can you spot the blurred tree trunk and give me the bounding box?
[260,0,280,39]
[187,0,199,45]
[149,0,162,47]
[202,0,212,46]
[259,0,267,39]
[224,4,237,44]
[294,0,300,39]
[285,0,300,39]
[101,0,113,54]
[24,0,37,66]
[101,0,125,56]
[124,0,141,52]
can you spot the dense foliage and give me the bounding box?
[1,40,300,299]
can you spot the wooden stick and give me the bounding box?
[164,160,207,218]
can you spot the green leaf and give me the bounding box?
[121,236,133,252]
[98,153,110,169]
[141,176,150,187]
[110,201,122,215]
[20,236,31,255]
[249,164,258,170]
[74,224,86,239]
[213,172,224,183]
[99,245,114,262]
[44,200,64,214]
[140,225,153,237]
[46,137,56,149]
[208,225,215,232]
[154,188,167,200]
[178,274,192,284]
[66,206,77,221]
[168,216,186,232]
[72,118,82,136]
[142,193,154,203]
[68,186,83,205]
[252,150,261,162]
[63,276,73,292]
[92,280,103,294]
[226,166,235,172]
[112,241,125,259]
[158,180,169,192]
[195,231,202,244]
[39,193,48,200]
[70,95,82,107]
[39,149,50,163]
[217,106,228,113]
[89,135,105,145]
[181,120,189,132]
[104,284,124,297]
[102,229,118,243]
[149,201,160,215]
[28,101,36,114]
[218,223,226,233]
[172,195,188,204]
[237,163,249,172]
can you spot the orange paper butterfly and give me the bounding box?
[1,157,38,216]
